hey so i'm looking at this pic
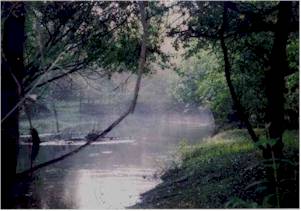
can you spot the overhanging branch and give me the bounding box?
[16,2,149,178]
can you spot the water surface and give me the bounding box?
[17,113,214,209]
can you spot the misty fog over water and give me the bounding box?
[17,70,215,209]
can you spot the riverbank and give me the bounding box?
[133,129,299,208]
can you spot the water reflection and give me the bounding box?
[71,169,159,209]
[16,113,214,209]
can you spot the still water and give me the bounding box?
[17,113,214,209]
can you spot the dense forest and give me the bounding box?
[1,1,299,209]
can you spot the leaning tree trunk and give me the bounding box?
[265,2,291,158]
[220,3,259,144]
[1,2,25,208]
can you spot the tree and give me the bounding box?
[265,1,292,158]
[1,1,167,207]
[16,0,150,178]
[220,2,258,143]
[169,1,298,157]
[170,50,234,129]
[1,2,25,208]
[22,1,166,93]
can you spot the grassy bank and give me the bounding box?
[133,129,299,208]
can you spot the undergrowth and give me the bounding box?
[133,129,299,208]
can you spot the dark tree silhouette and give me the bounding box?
[265,1,292,158]
[1,2,25,208]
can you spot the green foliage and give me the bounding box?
[282,130,299,150]
[287,37,299,71]
[284,71,299,128]
[170,47,268,127]
[21,1,167,92]
[170,50,233,125]
[169,1,299,129]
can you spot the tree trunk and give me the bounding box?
[220,3,259,144]
[1,2,25,208]
[264,2,292,158]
